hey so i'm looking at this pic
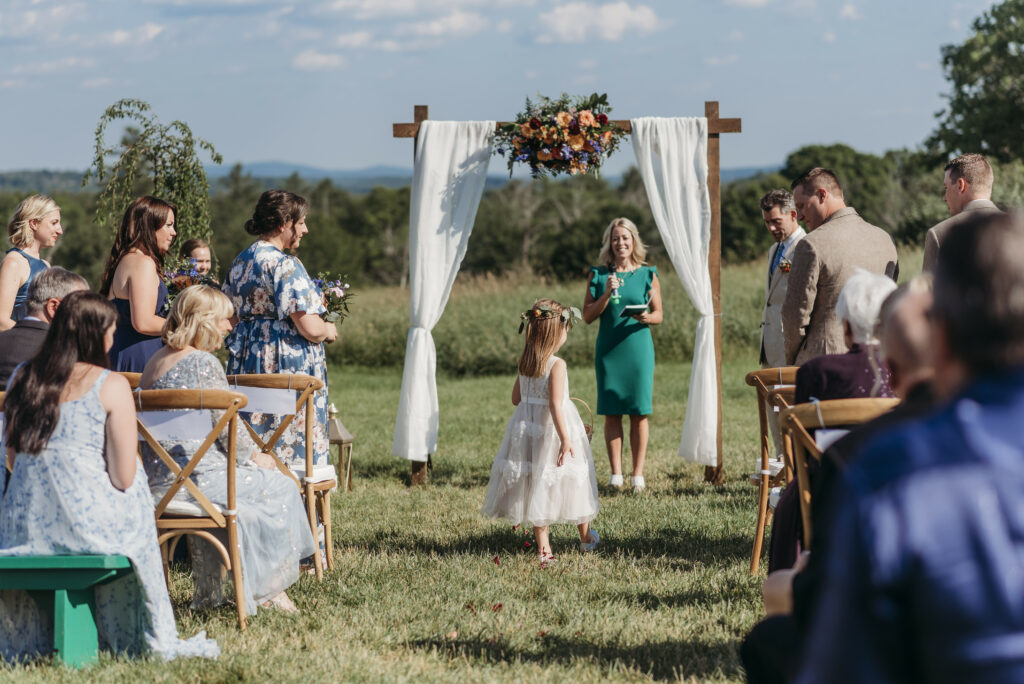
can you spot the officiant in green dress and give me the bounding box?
[583,217,662,493]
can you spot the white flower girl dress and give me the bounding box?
[482,357,599,527]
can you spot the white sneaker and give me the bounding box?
[580,529,600,552]
[608,474,624,487]
[631,475,645,492]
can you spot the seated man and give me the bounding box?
[798,212,1024,682]
[741,275,935,684]
[0,267,88,387]
[769,269,897,571]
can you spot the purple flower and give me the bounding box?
[496,147,505,156]
[516,153,530,162]
[580,152,589,163]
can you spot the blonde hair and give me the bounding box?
[162,285,234,352]
[518,298,568,377]
[8,194,59,249]
[598,217,647,268]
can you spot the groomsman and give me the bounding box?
[760,189,805,368]
[782,168,898,365]
[922,153,1001,272]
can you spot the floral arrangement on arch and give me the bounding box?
[494,93,626,178]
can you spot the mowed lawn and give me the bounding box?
[2,248,922,682]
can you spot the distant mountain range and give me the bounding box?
[0,163,781,194]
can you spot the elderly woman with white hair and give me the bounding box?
[768,268,898,573]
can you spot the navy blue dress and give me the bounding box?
[108,280,167,372]
[6,248,47,322]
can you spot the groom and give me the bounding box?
[760,189,805,368]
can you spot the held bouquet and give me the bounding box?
[313,273,352,324]
[161,259,218,312]
[494,92,626,178]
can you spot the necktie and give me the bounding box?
[770,244,784,276]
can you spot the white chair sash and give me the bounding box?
[137,410,214,441]
[229,386,297,415]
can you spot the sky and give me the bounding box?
[0,0,1001,175]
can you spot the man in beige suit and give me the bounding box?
[922,153,1001,272]
[760,189,805,368]
[782,168,898,365]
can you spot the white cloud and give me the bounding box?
[396,10,487,38]
[723,0,772,6]
[495,19,514,33]
[335,30,374,47]
[704,54,738,67]
[823,30,836,43]
[0,79,24,88]
[839,3,861,20]
[101,22,165,46]
[534,2,660,44]
[291,48,347,70]
[322,0,525,19]
[0,2,87,39]
[12,56,95,74]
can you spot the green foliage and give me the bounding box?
[84,99,223,246]
[929,0,1024,161]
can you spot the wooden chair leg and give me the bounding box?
[320,491,334,571]
[226,517,247,631]
[306,483,323,581]
[160,540,171,588]
[751,478,771,575]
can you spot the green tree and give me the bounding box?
[929,0,1024,161]
[720,172,790,263]
[84,99,223,250]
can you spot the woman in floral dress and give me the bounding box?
[222,190,337,466]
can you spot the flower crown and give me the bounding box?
[518,303,583,334]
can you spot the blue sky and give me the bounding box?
[0,0,1000,175]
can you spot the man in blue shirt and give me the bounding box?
[797,212,1024,683]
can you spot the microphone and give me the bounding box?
[610,272,621,304]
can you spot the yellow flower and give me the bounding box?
[555,111,572,128]
[568,134,585,151]
[578,110,596,127]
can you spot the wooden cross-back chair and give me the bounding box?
[744,366,799,574]
[780,397,900,552]
[225,373,336,580]
[134,388,250,630]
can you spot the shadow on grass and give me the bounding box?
[407,632,742,681]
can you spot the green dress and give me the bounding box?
[589,265,657,416]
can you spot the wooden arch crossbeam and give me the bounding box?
[394,101,741,485]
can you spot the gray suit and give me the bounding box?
[782,207,898,365]
[922,199,1002,273]
[761,228,805,368]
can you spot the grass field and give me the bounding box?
[1,248,923,682]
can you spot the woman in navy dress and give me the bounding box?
[100,197,176,372]
[0,195,62,330]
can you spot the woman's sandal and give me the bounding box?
[261,591,299,614]
[580,529,600,552]
[539,551,557,567]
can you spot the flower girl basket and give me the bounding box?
[571,396,594,443]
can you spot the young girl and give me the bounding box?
[481,298,600,564]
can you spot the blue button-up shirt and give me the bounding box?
[797,366,1024,683]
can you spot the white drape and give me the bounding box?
[392,120,495,461]
[631,117,717,466]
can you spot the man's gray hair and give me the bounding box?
[836,268,898,344]
[25,267,89,313]
[760,189,795,214]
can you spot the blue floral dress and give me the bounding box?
[222,241,329,466]
[0,370,218,661]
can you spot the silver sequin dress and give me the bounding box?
[140,351,315,615]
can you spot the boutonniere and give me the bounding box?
[779,257,792,274]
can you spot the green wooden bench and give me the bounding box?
[0,554,133,667]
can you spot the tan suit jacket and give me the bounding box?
[782,207,898,365]
[760,227,805,367]
[922,199,1002,273]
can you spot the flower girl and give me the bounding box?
[481,299,600,564]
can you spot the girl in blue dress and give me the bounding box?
[0,195,62,330]
[222,190,337,467]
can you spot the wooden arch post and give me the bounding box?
[393,102,740,485]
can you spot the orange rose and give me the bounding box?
[568,134,585,151]
[578,110,596,127]
[543,127,559,145]
[519,122,532,137]
[602,130,613,142]
[537,148,552,161]
[584,140,596,152]
[555,111,572,128]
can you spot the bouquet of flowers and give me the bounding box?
[162,258,218,312]
[313,273,352,324]
[494,92,626,178]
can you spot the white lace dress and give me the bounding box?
[481,357,600,527]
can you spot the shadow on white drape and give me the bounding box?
[631,117,717,466]
[392,120,495,461]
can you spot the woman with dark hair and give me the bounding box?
[0,291,218,661]
[179,237,213,277]
[222,190,336,467]
[101,196,177,371]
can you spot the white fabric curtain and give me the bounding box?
[631,117,717,466]
[392,120,495,461]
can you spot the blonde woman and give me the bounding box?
[140,285,314,615]
[582,218,663,492]
[0,194,62,330]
